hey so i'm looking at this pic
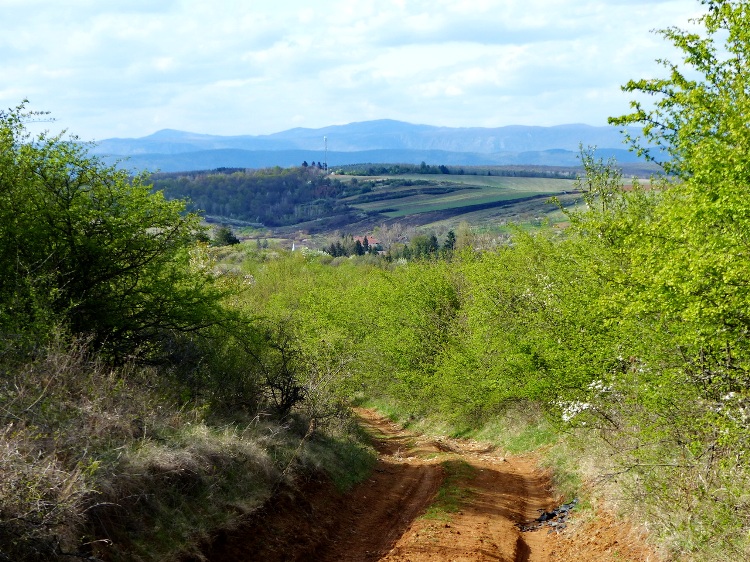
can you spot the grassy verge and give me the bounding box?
[0,338,376,561]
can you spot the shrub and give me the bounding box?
[0,102,225,359]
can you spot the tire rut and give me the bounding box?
[312,460,443,561]
[197,409,556,561]
[366,410,556,562]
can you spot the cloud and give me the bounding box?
[0,0,702,139]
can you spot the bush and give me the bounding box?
[0,102,225,359]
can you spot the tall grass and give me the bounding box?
[0,336,375,561]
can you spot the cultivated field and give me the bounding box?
[335,173,578,231]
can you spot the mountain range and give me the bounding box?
[91,120,644,172]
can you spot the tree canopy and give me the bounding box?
[0,101,225,357]
[609,0,750,182]
[608,0,750,352]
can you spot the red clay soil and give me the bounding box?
[197,408,661,562]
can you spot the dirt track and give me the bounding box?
[200,409,659,561]
[337,408,555,562]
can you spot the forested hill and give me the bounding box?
[151,165,355,227]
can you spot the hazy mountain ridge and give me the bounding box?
[92,120,643,172]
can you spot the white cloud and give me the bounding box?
[0,0,701,139]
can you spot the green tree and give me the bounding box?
[609,0,750,182]
[354,239,365,256]
[443,230,456,253]
[0,102,224,357]
[601,4,750,551]
[608,0,750,361]
[212,224,240,246]
[428,234,439,255]
[408,234,439,259]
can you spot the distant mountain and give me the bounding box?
[92,120,643,172]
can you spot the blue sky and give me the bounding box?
[1,0,700,140]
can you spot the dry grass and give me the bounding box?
[0,336,373,561]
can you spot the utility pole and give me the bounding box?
[324,136,328,172]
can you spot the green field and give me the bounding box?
[338,174,576,227]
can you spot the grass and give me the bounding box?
[341,175,570,217]
[347,177,572,219]
[418,194,579,235]
[356,173,575,191]
[300,428,377,492]
[360,396,560,455]
[422,460,477,521]
[107,421,286,561]
[0,337,377,561]
[467,404,559,454]
[104,419,376,561]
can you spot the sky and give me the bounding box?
[1,0,702,140]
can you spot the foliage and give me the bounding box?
[222,252,371,426]
[151,165,360,227]
[211,224,240,246]
[592,3,750,554]
[325,234,380,257]
[382,231,456,260]
[609,0,750,181]
[0,102,225,358]
[606,0,750,441]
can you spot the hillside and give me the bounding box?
[150,165,591,235]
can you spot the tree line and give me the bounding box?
[335,162,578,178]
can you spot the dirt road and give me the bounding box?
[332,408,556,562]
[201,409,658,561]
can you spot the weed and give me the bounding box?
[422,460,476,521]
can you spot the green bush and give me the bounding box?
[0,102,225,359]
